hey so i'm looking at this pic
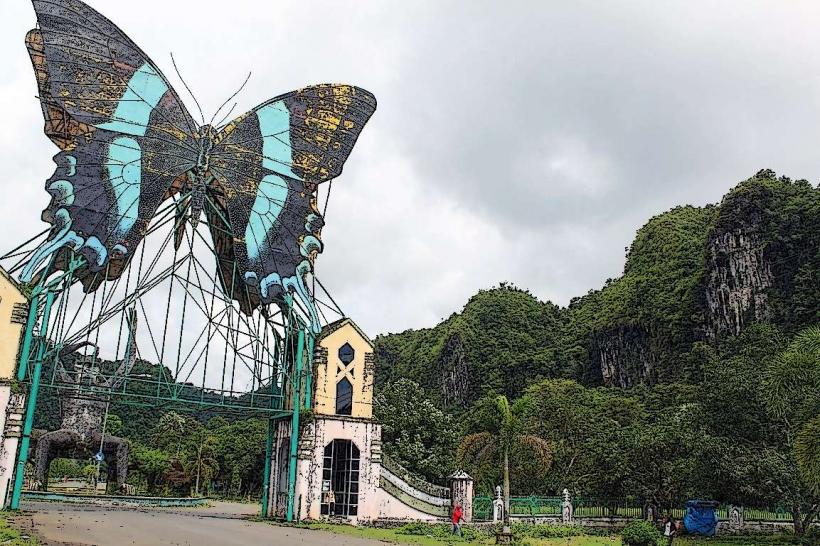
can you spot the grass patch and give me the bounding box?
[307,522,476,545]
[299,521,619,545]
[0,513,39,545]
[267,520,808,546]
[675,537,813,546]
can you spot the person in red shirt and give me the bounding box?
[452,503,464,536]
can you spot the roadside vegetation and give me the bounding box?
[0,513,39,545]
[296,521,817,546]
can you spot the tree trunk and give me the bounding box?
[792,504,804,537]
[195,446,202,496]
[503,447,511,534]
[801,505,818,538]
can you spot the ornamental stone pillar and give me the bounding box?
[449,470,474,523]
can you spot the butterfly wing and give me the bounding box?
[207,85,376,328]
[21,0,198,287]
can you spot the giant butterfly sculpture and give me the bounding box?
[20,0,376,332]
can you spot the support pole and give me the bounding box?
[285,326,305,522]
[303,333,314,410]
[16,292,41,382]
[260,417,274,517]
[10,290,53,509]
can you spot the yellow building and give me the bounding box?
[0,266,28,507]
[266,317,464,523]
[313,318,375,419]
[0,268,28,380]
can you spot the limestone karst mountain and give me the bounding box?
[375,169,820,403]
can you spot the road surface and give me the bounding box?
[16,501,383,546]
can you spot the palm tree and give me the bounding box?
[458,395,552,534]
[779,326,820,492]
[765,325,820,536]
[155,412,187,456]
[186,433,220,497]
[795,415,820,492]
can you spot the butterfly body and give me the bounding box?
[21,0,376,332]
[184,125,218,228]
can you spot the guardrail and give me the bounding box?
[380,455,450,500]
[378,475,450,518]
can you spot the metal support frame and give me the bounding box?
[1,193,333,514]
[10,289,53,509]
[303,333,314,411]
[285,326,306,522]
[261,417,274,516]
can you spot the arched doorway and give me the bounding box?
[320,439,360,517]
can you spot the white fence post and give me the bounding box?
[561,488,573,524]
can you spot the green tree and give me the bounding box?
[155,411,187,456]
[764,325,820,535]
[48,458,81,480]
[105,414,123,437]
[517,379,644,497]
[212,418,266,498]
[131,444,171,494]
[374,379,458,484]
[795,416,820,493]
[186,430,220,497]
[458,395,551,533]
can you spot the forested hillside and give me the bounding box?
[375,170,820,404]
[372,171,820,532]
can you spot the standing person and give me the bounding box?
[328,489,336,516]
[322,485,336,517]
[663,515,677,545]
[452,503,464,536]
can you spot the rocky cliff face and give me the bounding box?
[702,170,791,340]
[590,325,658,388]
[704,225,773,339]
[438,333,470,407]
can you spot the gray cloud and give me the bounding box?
[2,0,820,337]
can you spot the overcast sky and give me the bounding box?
[3,1,820,338]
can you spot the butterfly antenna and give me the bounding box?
[214,102,238,128]
[210,71,252,127]
[170,52,206,126]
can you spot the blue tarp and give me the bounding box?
[683,500,719,536]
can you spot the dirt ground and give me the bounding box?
[15,501,382,546]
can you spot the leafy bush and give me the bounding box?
[512,522,589,538]
[621,520,661,546]
[396,522,483,541]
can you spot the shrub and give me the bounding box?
[512,522,589,538]
[396,522,483,541]
[621,520,661,546]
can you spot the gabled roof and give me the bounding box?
[0,266,25,298]
[319,317,374,348]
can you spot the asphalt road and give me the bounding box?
[17,501,382,546]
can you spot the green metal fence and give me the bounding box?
[473,496,493,521]
[472,496,798,523]
[574,497,643,518]
[473,496,562,520]
[510,496,563,516]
